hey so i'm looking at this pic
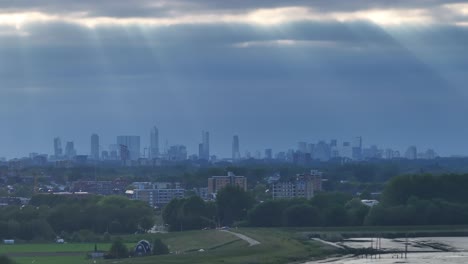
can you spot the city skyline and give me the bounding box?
[0,127,443,161]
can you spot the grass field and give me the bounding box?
[0,243,120,254]
[7,225,465,264]
[116,228,336,264]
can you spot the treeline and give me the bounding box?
[0,195,154,241]
[248,193,369,227]
[163,174,468,229]
[365,174,468,225]
[163,185,254,231]
[162,186,369,230]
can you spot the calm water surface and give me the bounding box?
[306,237,468,264]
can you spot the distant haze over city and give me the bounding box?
[1,1,468,158]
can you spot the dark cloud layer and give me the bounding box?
[0,0,467,18]
[0,18,468,158]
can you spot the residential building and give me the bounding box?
[272,170,323,200]
[133,188,185,207]
[207,172,247,194]
[71,179,128,195]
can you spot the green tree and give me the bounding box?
[216,185,254,226]
[282,204,321,227]
[139,216,154,232]
[248,200,287,227]
[108,238,129,259]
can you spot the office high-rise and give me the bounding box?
[65,141,76,159]
[297,142,308,153]
[150,126,159,159]
[265,149,273,159]
[352,136,362,160]
[200,131,210,160]
[405,146,417,160]
[91,134,99,160]
[116,136,141,161]
[53,137,63,158]
[232,135,240,160]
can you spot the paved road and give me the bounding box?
[220,230,261,246]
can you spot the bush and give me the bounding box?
[0,255,16,264]
[107,238,129,259]
[153,238,170,255]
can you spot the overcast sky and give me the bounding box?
[1,1,468,158]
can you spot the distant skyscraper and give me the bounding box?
[53,137,63,158]
[65,141,76,159]
[405,146,417,160]
[265,149,273,159]
[167,145,188,161]
[307,143,315,156]
[150,126,159,159]
[200,131,210,160]
[90,134,99,160]
[341,141,352,159]
[297,142,307,153]
[314,141,331,161]
[198,143,204,159]
[116,136,141,160]
[352,136,363,160]
[232,135,240,160]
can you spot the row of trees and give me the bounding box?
[0,195,155,240]
[365,174,468,226]
[247,193,369,227]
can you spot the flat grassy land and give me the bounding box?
[5,230,249,264]
[10,225,466,264]
[0,243,121,254]
[117,228,336,264]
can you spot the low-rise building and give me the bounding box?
[71,179,128,195]
[133,188,185,208]
[271,170,323,200]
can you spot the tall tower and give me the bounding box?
[232,135,240,160]
[65,141,76,159]
[150,126,159,159]
[91,134,99,160]
[201,131,210,160]
[53,137,63,158]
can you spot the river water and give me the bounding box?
[305,237,468,264]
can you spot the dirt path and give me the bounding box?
[220,230,260,246]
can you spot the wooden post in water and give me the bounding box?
[405,234,408,259]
